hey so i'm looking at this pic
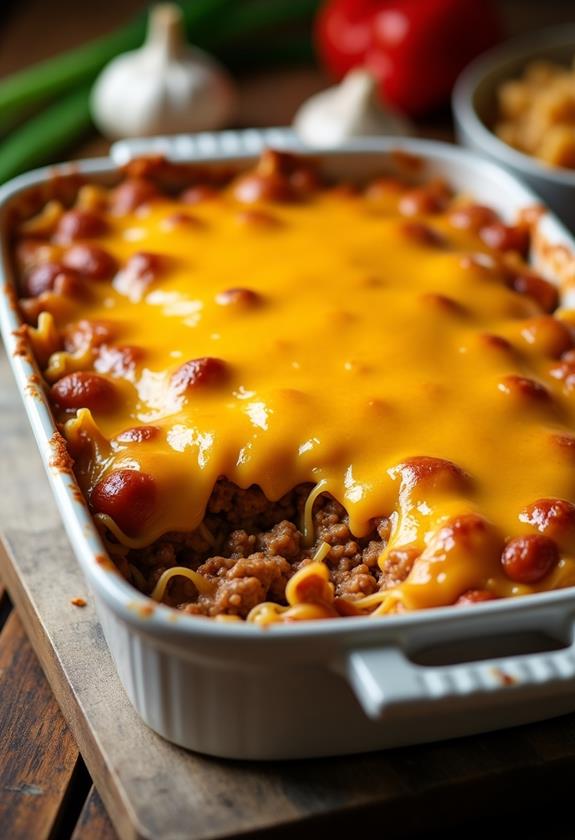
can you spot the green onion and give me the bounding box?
[0,0,321,184]
[0,87,92,185]
[0,21,145,131]
[0,0,319,132]
[0,0,236,131]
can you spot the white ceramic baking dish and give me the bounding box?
[3,130,575,760]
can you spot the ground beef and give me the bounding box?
[134,527,214,571]
[379,547,419,589]
[206,481,311,531]
[224,529,257,558]
[257,520,302,559]
[184,554,292,618]
[124,478,408,617]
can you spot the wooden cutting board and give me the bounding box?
[3,347,575,840]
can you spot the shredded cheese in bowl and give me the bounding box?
[495,57,575,170]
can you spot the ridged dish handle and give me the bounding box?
[346,635,575,719]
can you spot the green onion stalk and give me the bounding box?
[0,0,320,183]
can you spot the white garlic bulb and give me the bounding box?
[91,3,236,140]
[293,69,411,148]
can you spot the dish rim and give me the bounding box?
[3,134,575,643]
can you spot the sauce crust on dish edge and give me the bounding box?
[11,149,575,624]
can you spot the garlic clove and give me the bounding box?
[293,69,412,148]
[91,3,237,140]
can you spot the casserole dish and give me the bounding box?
[3,130,575,759]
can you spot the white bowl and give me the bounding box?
[453,26,575,231]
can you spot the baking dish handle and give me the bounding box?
[345,635,575,719]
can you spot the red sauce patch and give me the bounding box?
[12,324,29,358]
[70,597,87,607]
[49,431,75,473]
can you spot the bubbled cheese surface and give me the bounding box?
[26,174,575,611]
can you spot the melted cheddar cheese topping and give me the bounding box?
[15,153,575,615]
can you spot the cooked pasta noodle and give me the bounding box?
[45,346,93,382]
[28,311,60,365]
[93,514,154,550]
[151,566,216,602]
[302,481,328,547]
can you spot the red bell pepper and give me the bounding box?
[315,0,501,117]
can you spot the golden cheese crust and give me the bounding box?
[12,150,575,622]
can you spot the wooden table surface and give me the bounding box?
[2,1,575,838]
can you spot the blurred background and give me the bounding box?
[1,0,574,168]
